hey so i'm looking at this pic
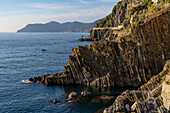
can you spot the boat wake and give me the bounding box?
[21,80,32,84]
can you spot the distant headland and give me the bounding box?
[17,20,100,33]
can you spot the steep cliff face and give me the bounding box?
[86,0,143,40]
[103,60,170,113]
[95,0,143,28]
[86,0,169,41]
[87,29,115,41]
[31,9,170,89]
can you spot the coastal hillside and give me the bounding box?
[30,0,170,112]
[83,0,169,41]
[31,4,170,88]
[17,19,100,33]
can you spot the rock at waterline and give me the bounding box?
[29,78,33,81]
[79,38,84,41]
[49,91,115,105]
[78,38,94,41]
[41,49,46,51]
[68,91,79,100]
[81,91,91,97]
[48,99,61,104]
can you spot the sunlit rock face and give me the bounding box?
[104,60,170,113]
[162,74,170,110]
[31,8,170,89]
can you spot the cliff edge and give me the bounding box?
[30,1,170,113]
[30,4,170,89]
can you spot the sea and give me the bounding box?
[0,32,123,113]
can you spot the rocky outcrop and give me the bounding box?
[84,0,147,41]
[95,0,143,28]
[82,1,169,42]
[103,60,170,113]
[86,28,118,41]
[65,91,115,103]
[161,73,170,110]
[31,8,170,89]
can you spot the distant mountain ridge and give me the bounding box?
[17,20,100,33]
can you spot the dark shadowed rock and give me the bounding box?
[79,38,84,41]
[41,49,46,51]
[29,78,33,81]
[80,91,91,97]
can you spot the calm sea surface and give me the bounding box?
[0,33,123,113]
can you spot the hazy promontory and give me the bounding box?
[17,20,100,33]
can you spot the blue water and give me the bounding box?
[0,33,123,113]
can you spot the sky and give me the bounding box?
[0,0,119,32]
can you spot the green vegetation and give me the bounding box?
[130,7,137,15]
[162,76,166,81]
[165,80,170,84]
[130,2,148,15]
[98,20,106,27]
[136,20,142,25]
[147,1,154,7]
[117,1,123,7]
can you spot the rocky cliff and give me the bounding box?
[30,6,170,89]
[85,0,169,41]
[161,72,170,111]
[103,60,170,113]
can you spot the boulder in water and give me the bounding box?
[41,49,46,51]
[81,91,91,97]
[68,91,79,100]
[79,38,84,41]
[29,78,33,81]
[53,99,60,104]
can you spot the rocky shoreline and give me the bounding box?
[29,2,170,113]
[103,60,170,113]
[30,7,170,88]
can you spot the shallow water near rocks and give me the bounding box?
[0,32,123,113]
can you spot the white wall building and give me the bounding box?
[152,0,158,4]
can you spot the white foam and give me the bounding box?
[21,80,32,83]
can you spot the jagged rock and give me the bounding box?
[79,38,84,41]
[161,74,170,110]
[103,60,170,113]
[80,91,91,97]
[53,99,60,104]
[30,2,170,113]
[79,37,94,41]
[31,6,170,89]
[29,78,33,81]
[92,95,115,104]
[131,102,137,111]
[68,91,79,100]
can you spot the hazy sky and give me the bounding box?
[0,0,119,32]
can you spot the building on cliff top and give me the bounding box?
[152,0,158,4]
